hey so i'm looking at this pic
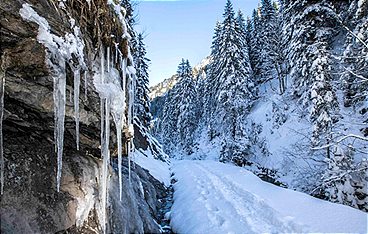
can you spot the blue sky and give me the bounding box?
[133,0,260,86]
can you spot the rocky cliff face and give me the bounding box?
[0,0,165,233]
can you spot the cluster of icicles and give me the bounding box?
[0,3,136,233]
[95,45,136,232]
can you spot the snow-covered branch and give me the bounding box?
[343,67,368,82]
[311,165,368,194]
[311,134,368,150]
[337,17,368,50]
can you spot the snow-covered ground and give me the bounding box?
[170,160,367,233]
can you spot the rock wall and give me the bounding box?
[0,0,165,233]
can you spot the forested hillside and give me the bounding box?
[152,0,368,211]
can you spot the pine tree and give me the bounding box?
[323,146,368,211]
[158,86,181,154]
[258,0,277,83]
[286,1,339,111]
[207,0,257,163]
[176,59,198,155]
[249,8,262,81]
[134,33,151,128]
[245,17,253,51]
[343,3,368,109]
[156,59,198,155]
[309,41,339,150]
[203,21,223,135]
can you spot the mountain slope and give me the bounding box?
[149,57,211,100]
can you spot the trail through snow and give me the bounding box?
[170,160,368,233]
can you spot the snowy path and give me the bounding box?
[170,160,368,234]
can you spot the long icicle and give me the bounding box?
[84,71,88,101]
[0,70,5,194]
[117,52,126,201]
[55,58,67,193]
[102,96,111,234]
[99,46,107,234]
[115,43,118,64]
[130,74,137,169]
[117,120,123,201]
[127,73,134,182]
[73,68,81,150]
[107,47,110,73]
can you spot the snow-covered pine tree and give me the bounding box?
[249,8,262,82]
[309,40,339,151]
[134,33,151,128]
[176,59,198,155]
[272,1,287,94]
[319,0,368,211]
[258,0,278,84]
[158,86,180,154]
[205,0,257,164]
[245,17,253,52]
[322,146,368,211]
[203,21,223,138]
[285,1,339,114]
[156,59,198,155]
[285,1,340,150]
[343,1,368,111]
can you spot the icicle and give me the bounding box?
[101,96,111,234]
[0,71,5,195]
[100,46,106,157]
[99,46,108,234]
[101,47,105,84]
[116,121,123,201]
[107,47,110,73]
[132,141,136,170]
[122,58,127,92]
[115,43,118,64]
[127,73,135,182]
[54,58,67,193]
[69,88,73,103]
[128,141,131,181]
[73,68,80,150]
[104,99,111,164]
[84,71,88,101]
[131,72,136,172]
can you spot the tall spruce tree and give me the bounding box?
[258,0,278,83]
[204,21,223,135]
[159,86,181,153]
[249,8,262,81]
[286,1,339,112]
[134,33,151,128]
[176,59,198,155]
[343,2,368,109]
[207,0,257,163]
[157,59,197,155]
